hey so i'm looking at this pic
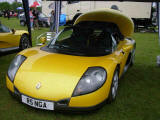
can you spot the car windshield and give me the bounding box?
[47,22,117,56]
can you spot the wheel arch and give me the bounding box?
[126,52,132,66]
[106,63,120,103]
[20,33,29,39]
[116,64,120,77]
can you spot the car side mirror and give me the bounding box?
[40,37,47,44]
[11,29,16,34]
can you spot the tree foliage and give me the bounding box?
[0,2,22,12]
[11,2,22,12]
[0,2,11,11]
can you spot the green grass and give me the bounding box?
[0,17,160,120]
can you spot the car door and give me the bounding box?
[0,24,19,49]
[111,35,129,76]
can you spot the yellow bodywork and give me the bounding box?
[6,9,135,108]
[0,30,28,49]
[6,39,134,107]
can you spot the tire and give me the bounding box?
[130,47,136,66]
[20,21,25,26]
[107,67,119,103]
[19,34,31,50]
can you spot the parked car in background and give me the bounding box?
[10,12,18,17]
[19,12,24,18]
[20,12,50,27]
[0,23,30,52]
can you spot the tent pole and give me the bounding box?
[158,2,160,46]
[55,1,61,34]
[156,2,160,67]
[22,0,32,46]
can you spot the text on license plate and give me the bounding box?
[21,95,54,110]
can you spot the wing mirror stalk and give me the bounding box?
[11,29,16,34]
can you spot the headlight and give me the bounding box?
[72,67,107,97]
[7,55,26,82]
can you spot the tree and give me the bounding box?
[11,2,23,12]
[0,2,11,11]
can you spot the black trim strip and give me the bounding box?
[8,86,107,112]
[0,47,19,52]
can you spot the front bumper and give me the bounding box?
[8,85,106,112]
[6,76,110,111]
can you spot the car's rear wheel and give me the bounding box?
[19,34,30,50]
[130,48,136,66]
[107,67,119,103]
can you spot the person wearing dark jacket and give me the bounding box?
[49,10,55,32]
[7,10,10,20]
[32,8,39,29]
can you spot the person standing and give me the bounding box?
[29,9,34,30]
[7,10,10,20]
[32,7,39,30]
[49,10,55,32]
[17,10,20,19]
[3,10,5,17]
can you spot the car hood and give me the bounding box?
[14,47,114,101]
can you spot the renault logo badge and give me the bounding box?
[36,82,41,89]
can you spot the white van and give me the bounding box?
[42,1,152,23]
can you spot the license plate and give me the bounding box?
[21,95,54,110]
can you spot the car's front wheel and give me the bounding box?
[107,67,119,103]
[19,34,31,50]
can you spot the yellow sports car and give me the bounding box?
[6,9,136,111]
[0,23,30,52]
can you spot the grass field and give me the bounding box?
[0,17,160,120]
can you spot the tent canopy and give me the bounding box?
[30,1,40,8]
